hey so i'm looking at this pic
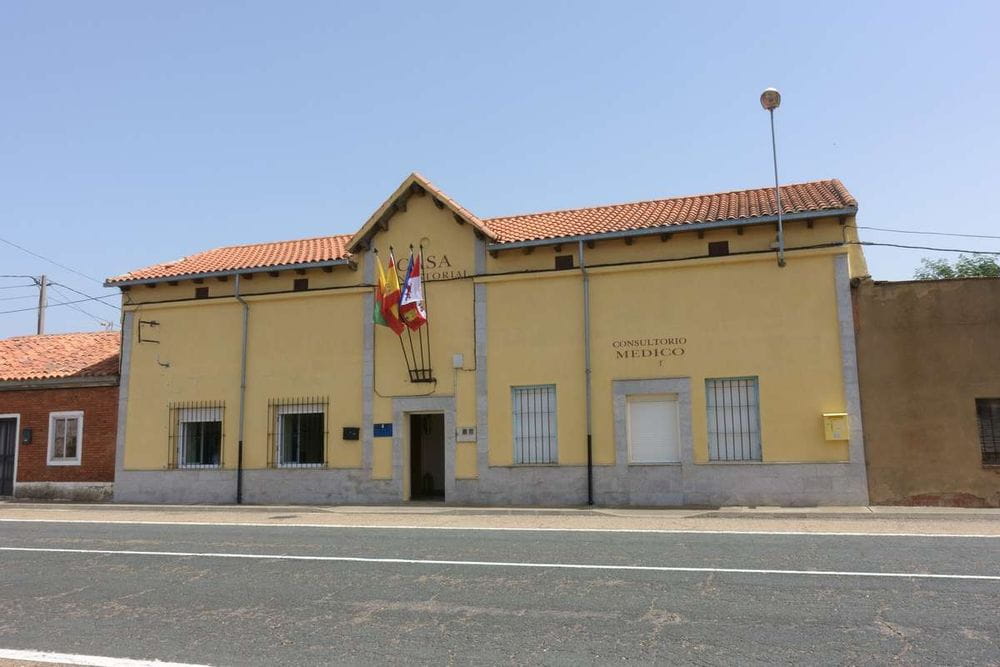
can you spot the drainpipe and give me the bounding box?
[578,241,594,505]
[235,274,250,504]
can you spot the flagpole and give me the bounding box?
[420,244,433,382]
[409,245,428,379]
[395,246,420,381]
[379,245,413,372]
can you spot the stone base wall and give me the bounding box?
[113,461,866,507]
[15,481,113,502]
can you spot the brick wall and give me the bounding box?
[0,385,118,483]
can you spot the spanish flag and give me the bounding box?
[373,252,389,328]
[379,250,405,335]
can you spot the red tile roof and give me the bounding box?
[106,234,352,284]
[106,178,856,284]
[0,332,120,382]
[484,179,856,243]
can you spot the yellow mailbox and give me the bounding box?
[823,413,849,441]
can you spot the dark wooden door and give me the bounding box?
[0,418,15,496]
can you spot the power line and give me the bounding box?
[850,225,1000,240]
[852,241,1000,256]
[0,283,36,290]
[0,293,121,316]
[0,236,104,284]
[49,285,115,328]
[0,293,38,303]
[48,282,121,311]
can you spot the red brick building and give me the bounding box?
[0,332,120,500]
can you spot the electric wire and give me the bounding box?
[849,225,1000,240]
[0,294,121,316]
[0,284,36,290]
[852,241,1000,256]
[0,236,104,284]
[48,282,121,311]
[48,284,115,328]
[0,293,38,303]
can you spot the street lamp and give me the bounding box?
[760,87,785,267]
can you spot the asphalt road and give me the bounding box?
[0,520,997,665]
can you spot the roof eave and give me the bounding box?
[346,173,498,254]
[0,375,120,391]
[486,207,858,251]
[104,258,354,288]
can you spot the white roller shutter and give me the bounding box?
[627,394,680,463]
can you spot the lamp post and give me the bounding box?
[760,87,785,267]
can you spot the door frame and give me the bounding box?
[0,414,21,497]
[391,396,455,502]
[407,412,446,501]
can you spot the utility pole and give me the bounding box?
[36,274,47,335]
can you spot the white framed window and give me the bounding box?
[706,377,762,462]
[177,407,223,468]
[627,393,681,463]
[273,401,326,468]
[47,411,83,466]
[512,384,557,464]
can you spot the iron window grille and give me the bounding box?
[706,377,762,462]
[168,401,224,469]
[976,398,1000,465]
[267,397,329,468]
[512,384,557,464]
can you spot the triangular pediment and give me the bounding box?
[347,172,498,253]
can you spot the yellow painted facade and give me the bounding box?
[112,174,870,506]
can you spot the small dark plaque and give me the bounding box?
[342,426,360,441]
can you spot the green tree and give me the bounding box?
[914,254,1000,280]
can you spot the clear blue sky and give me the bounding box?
[2,1,998,337]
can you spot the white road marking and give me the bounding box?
[0,647,208,666]
[1,546,998,581]
[0,517,996,538]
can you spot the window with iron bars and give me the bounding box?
[267,397,329,468]
[512,384,557,464]
[168,402,224,469]
[976,398,1000,465]
[706,377,762,462]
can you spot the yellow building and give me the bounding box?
[107,173,869,506]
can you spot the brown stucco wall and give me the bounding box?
[854,277,1000,506]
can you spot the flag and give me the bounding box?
[381,250,405,335]
[399,249,427,331]
[373,253,388,327]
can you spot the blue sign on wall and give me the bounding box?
[373,423,393,437]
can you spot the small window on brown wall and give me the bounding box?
[976,398,1000,465]
[708,241,730,257]
[195,287,209,299]
[293,278,309,291]
[554,255,574,270]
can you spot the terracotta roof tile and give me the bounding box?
[106,177,857,284]
[106,234,352,284]
[0,331,120,382]
[483,179,856,243]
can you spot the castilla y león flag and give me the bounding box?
[399,250,428,331]
[376,250,405,335]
